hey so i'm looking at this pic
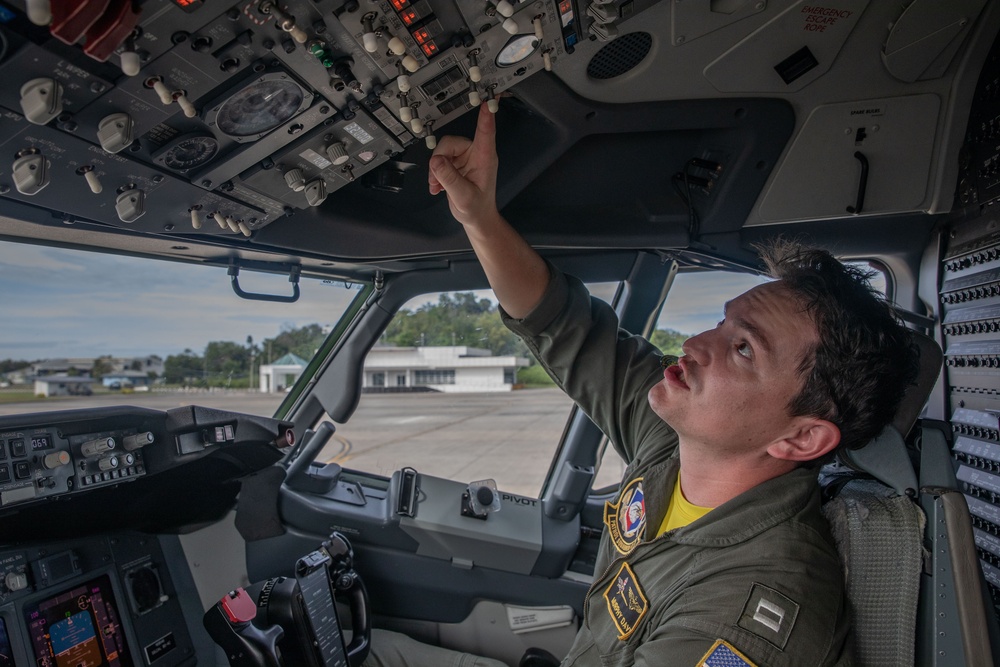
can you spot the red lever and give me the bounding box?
[220,588,257,625]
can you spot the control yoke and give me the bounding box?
[204,532,370,667]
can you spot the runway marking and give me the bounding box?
[390,416,428,424]
[325,434,353,464]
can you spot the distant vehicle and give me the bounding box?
[0,1,998,666]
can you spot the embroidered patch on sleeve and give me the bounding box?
[696,639,758,667]
[603,477,645,554]
[737,582,800,650]
[603,561,649,640]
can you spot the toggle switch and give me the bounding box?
[224,216,240,233]
[396,67,411,94]
[119,49,142,76]
[77,165,103,194]
[495,0,515,18]
[398,92,412,123]
[469,87,482,107]
[326,141,350,166]
[263,2,308,43]
[409,106,424,134]
[20,78,63,125]
[97,113,135,154]
[189,205,203,229]
[533,15,544,40]
[211,212,227,230]
[424,121,437,150]
[542,49,552,71]
[401,54,420,73]
[501,18,518,34]
[387,35,407,56]
[173,91,197,118]
[12,149,50,196]
[26,0,51,26]
[238,221,252,237]
[361,12,379,53]
[147,77,173,105]
[468,49,482,83]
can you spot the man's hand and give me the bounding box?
[428,104,500,229]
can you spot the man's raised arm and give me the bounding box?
[428,104,549,319]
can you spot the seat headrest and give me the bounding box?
[837,331,942,495]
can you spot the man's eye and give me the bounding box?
[736,342,753,359]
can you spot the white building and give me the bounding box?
[259,353,310,393]
[34,375,95,397]
[364,346,529,393]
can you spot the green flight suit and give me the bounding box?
[502,267,853,667]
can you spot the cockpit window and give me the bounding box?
[0,241,358,416]
[333,284,619,497]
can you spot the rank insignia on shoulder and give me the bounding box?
[603,562,648,640]
[696,639,758,667]
[604,477,645,554]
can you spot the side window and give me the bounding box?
[334,285,618,497]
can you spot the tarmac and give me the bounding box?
[0,389,628,496]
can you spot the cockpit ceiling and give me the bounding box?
[0,0,995,269]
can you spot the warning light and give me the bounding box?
[399,8,419,25]
[420,40,439,57]
[171,0,204,11]
[558,0,572,14]
[390,0,410,11]
[412,27,431,44]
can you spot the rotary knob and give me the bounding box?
[43,451,70,469]
[4,571,28,592]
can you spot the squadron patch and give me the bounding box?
[604,477,646,554]
[603,562,648,640]
[696,639,758,667]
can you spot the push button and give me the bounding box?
[0,441,6,459]
[0,464,10,483]
[11,439,25,457]
[14,461,31,480]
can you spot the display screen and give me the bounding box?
[0,616,14,667]
[30,435,52,451]
[25,575,134,667]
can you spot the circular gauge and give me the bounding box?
[158,134,219,171]
[496,35,539,67]
[215,79,304,137]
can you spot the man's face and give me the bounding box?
[647,282,819,457]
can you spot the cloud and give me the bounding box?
[0,243,361,360]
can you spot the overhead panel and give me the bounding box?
[703,0,869,93]
[881,0,987,83]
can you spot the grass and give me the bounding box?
[0,392,45,403]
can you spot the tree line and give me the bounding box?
[0,294,689,388]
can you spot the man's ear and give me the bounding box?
[767,418,841,463]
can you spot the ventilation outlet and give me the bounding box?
[587,32,653,80]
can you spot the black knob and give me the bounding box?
[476,486,494,506]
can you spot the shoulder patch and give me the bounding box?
[697,639,758,667]
[737,583,800,650]
[603,562,648,640]
[604,477,646,554]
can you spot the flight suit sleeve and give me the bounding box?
[500,265,674,463]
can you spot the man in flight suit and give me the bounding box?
[364,105,919,667]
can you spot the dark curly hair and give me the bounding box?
[759,241,921,455]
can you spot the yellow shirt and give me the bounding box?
[657,476,714,536]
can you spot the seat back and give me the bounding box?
[822,334,993,667]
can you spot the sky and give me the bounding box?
[0,240,768,362]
